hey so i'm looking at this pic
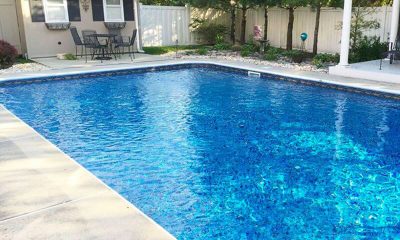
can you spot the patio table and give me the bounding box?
[88,33,117,60]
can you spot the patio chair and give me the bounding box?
[69,26,86,58]
[82,30,109,63]
[380,40,400,70]
[114,29,137,60]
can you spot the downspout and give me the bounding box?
[134,0,144,52]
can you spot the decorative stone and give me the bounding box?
[0,63,49,74]
[56,53,67,60]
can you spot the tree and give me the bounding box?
[310,0,341,55]
[237,0,258,44]
[280,0,308,50]
[350,0,380,49]
[188,0,238,44]
[255,0,279,41]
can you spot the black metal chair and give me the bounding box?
[111,35,123,58]
[380,40,400,70]
[114,29,137,60]
[69,26,85,58]
[82,30,109,62]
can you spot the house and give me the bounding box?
[0,0,141,58]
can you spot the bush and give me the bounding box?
[0,40,18,69]
[264,52,279,61]
[312,53,339,68]
[267,47,284,55]
[214,43,232,51]
[284,50,304,63]
[196,48,208,55]
[240,43,258,57]
[64,53,77,60]
[350,37,387,63]
[213,33,231,51]
[195,23,227,44]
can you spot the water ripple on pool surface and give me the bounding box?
[1,68,400,239]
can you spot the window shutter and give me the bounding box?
[123,0,135,21]
[67,0,81,21]
[92,0,104,21]
[29,0,45,22]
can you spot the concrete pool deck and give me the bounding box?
[0,106,175,240]
[1,57,400,239]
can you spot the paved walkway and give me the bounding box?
[0,106,175,240]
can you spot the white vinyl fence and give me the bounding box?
[0,0,22,53]
[238,7,392,53]
[140,5,393,53]
[140,4,191,46]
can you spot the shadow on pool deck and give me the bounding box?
[0,106,175,240]
[33,53,170,70]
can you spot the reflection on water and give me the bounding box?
[1,68,400,239]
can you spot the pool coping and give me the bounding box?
[0,105,176,240]
[1,60,400,100]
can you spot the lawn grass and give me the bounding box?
[143,45,208,55]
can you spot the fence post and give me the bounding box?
[136,2,144,52]
[186,4,191,44]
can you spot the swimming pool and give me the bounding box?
[1,65,400,239]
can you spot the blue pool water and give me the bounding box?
[1,67,400,239]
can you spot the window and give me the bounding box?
[103,0,124,22]
[43,0,69,23]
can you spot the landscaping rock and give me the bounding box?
[0,63,49,74]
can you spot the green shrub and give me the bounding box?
[195,23,227,44]
[196,48,208,55]
[213,33,232,51]
[267,47,284,55]
[284,50,304,63]
[264,52,278,61]
[64,53,77,60]
[350,37,387,63]
[0,40,18,69]
[263,48,284,61]
[215,33,224,45]
[312,53,339,68]
[240,49,251,57]
[16,57,33,64]
[214,43,231,51]
[240,43,258,57]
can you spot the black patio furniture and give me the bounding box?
[69,26,86,58]
[380,40,400,70]
[114,29,137,60]
[82,30,112,62]
[88,33,117,61]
